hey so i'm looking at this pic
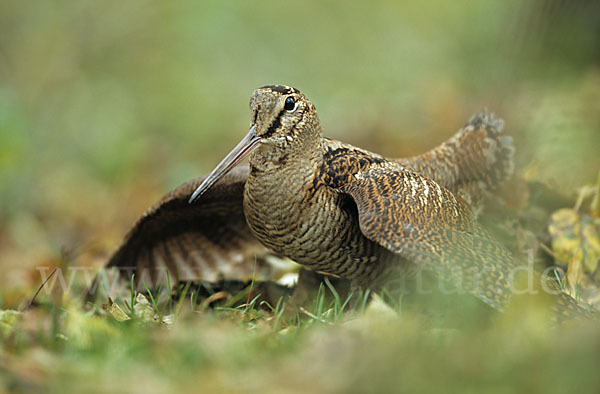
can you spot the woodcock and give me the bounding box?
[98,85,591,319]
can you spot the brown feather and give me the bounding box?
[101,165,275,291]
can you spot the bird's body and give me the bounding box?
[236,85,511,302]
[96,85,592,319]
[244,138,391,284]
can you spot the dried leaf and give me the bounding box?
[133,293,156,322]
[103,298,130,322]
[549,208,600,305]
[549,208,600,273]
[133,294,173,325]
[565,256,583,298]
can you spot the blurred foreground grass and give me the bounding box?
[2,288,600,393]
[1,0,600,392]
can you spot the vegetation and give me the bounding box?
[1,0,599,392]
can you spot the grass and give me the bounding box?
[3,280,600,394]
[1,0,600,392]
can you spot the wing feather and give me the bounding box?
[337,164,587,315]
[97,165,275,293]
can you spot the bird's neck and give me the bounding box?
[243,117,333,257]
[248,120,324,174]
[243,136,339,266]
[247,135,324,190]
[244,135,328,234]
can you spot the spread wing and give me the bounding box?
[94,165,276,294]
[335,163,593,316]
[395,110,515,207]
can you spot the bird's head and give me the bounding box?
[189,85,321,203]
[250,85,317,143]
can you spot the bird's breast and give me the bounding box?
[243,164,392,282]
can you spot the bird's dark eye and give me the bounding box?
[284,96,296,111]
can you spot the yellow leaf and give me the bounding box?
[549,208,600,273]
[580,215,600,272]
[565,256,583,298]
[104,298,130,322]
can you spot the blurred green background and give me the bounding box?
[1,2,600,393]
[0,0,599,301]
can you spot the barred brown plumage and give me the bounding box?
[94,84,593,321]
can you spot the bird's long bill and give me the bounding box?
[189,125,260,203]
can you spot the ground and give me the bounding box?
[1,1,600,392]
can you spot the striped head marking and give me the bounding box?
[250,85,316,142]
